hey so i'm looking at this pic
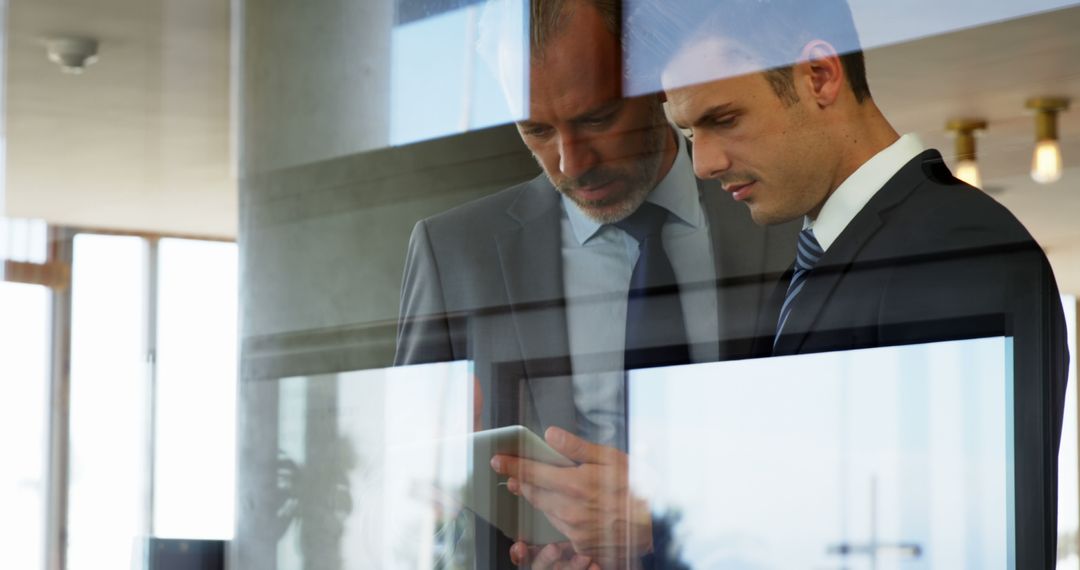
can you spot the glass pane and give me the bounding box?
[153,238,238,539]
[390,0,525,146]
[248,362,473,569]
[68,234,149,570]
[235,0,1080,568]
[624,0,1080,95]
[0,282,50,570]
[629,338,1013,567]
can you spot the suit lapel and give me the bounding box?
[773,150,940,355]
[494,177,577,432]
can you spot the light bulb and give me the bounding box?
[955,158,982,189]
[1031,139,1063,184]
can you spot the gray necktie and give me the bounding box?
[774,228,823,348]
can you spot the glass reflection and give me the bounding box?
[391,0,526,146]
[232,0,1079,568]
[630,338,1013,568]
[624,0,1080,96]
[263,361,472,569]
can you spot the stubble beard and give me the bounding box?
[548,123,669,225]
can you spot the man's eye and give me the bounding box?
[582,113,615,127]
[523,126,552,137]
[711,115,738,128]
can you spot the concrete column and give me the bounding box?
[235,2,539,569]
[235,2,393,569]
[240,0,393,174]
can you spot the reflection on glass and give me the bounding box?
[624,0,1080,96]
[153,238,238,539]
[0,282,49,570]
[261,362,472,569]
[68,234,149,570]
[630,338,1012,568]
[390,0,525,146]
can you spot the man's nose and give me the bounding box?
[558,133,599,179]
[692,139,732,180]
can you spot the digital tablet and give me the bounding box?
[458,425,575,545]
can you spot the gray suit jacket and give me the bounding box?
[394,153,797,569]
[395,157,798,436]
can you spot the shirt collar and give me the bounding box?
[805,133,926,251]
[563,131,702,245]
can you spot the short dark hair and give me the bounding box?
[627,0,872,103]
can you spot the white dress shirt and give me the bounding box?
[806,133,926,251]
[561,133,718,447]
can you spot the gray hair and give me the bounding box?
[530,0,620,55]
[477,0,624,116]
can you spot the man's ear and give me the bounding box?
[796,39,844,109]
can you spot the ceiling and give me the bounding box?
[2,1,1079,292]
[3,0,234,238]
[865,5,1080,295]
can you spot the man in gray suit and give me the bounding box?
[395,0,796,567]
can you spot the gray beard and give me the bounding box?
[553,124,670,225]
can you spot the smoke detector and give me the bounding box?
[45,37,99,74]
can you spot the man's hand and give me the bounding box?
[491,427,652,568]
[509,541,600,570]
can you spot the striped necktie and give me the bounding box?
[774,228,823,348]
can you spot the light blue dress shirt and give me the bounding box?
[560,134,719,448]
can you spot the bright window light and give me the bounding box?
[153,238,238,539]
[68,234,150,570]
[0,217,48,263]
[0,282,50,570]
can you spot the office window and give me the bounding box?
[67,234,150,570]
[66,234,239,568]
[0,217,48,263]
[0,282,50,570]
[153,238,238,539]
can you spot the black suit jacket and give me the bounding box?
[759,149,1069,568]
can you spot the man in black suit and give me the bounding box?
[645,0,1069,565]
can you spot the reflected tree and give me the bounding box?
[271,435,358,570]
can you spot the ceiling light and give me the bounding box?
[44,37,99,74]
[946,119,987,189]
[1026,97,1070,184]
